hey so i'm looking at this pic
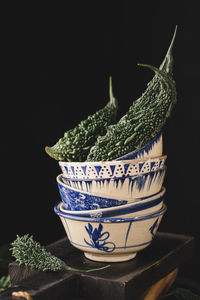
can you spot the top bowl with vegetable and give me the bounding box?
[45,27,177,164]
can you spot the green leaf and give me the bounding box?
[0,275,10,292]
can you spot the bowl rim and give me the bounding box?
[59,186,166,216]
[54,202,167,223]
[60,165,167,183]
[59,153,166,167]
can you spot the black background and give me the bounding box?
[1,1,200,277]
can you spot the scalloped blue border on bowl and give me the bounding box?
[61,166,167,199]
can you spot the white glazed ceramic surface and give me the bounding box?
[59,187,166,218]
[54,202,167,262]
[61,166,166,200]
[115,132,163,161]
[59,155,166,180]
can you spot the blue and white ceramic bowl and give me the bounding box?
[57,174,128,210]
[61,166,167,200]
[59,187,166,217]
[59,154,166,180]
[54,202,167,262]
[57,171,165,211]
[115,132,163,160]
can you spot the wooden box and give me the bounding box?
[0,232,194,300]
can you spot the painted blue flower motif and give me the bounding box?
[149,218,159,239]
[84,223,115,252]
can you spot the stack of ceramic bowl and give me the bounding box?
[54,132,168,262]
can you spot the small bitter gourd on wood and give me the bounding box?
[87,26,178,161]
[10,234,110,273]
[45,77,118,161]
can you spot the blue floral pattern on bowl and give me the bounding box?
[84,223,115,252]
[57,180,127,211]
[59,187,165,218]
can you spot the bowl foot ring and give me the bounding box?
[84,252,137,262]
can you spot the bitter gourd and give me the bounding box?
[87,26,177,161]
[45,77,118,161]
[10,234,110,273]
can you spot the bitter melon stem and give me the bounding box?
[159,25,178,75]
[109,76,115,105]
[137,64,171,88]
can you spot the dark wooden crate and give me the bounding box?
[0,232,194,300]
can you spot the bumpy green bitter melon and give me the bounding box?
[45,77,118,161]
[10,234,110,273]
[87,26,177,161]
